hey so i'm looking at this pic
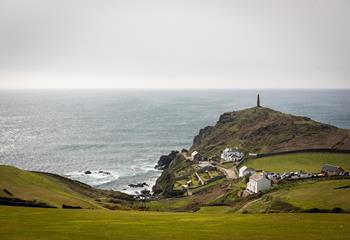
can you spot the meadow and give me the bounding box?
[244,152,350,173]
[0,206,350,240]
[241,179,350,213]
[276,179,350,210]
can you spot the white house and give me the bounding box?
[248,153,258,158]
[221,148,244,162]
[247,173,271,193]
[191,151,204,161]
[239,166,256,178]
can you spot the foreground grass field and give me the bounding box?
[0,206,350,240]
[245,152,350,173]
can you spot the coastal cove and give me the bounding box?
[0,90,350,193]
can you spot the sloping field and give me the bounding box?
[0,206,349,240]
[244,152,350,173]
[241,179,350,213]
[277,179,350,210]
[0,165,101,209]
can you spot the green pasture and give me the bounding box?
[0,206,349,240]
[244,152,350,173]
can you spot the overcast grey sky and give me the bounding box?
[0,0,349,89]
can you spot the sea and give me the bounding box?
[0,89,349,194]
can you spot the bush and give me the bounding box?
[303,207,346,213]
[269,199,298,212]
[332,207,344,213]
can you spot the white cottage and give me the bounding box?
[221,148,244,162]
[239,166,256,178]
[191,151,204,161]
[247,173,271,193]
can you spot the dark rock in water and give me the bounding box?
[140,189,151,195]
[155,150,179,170]
[128,182,149,188]
[98,170,111,175]
[122,188,127,191]
[84,170,92,174]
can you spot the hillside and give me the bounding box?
[0,165,132,209]
[190,107,350,157]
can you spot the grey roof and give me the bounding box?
[250,173,264,182]
[322,164,344,172]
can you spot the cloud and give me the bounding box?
[0,0,349,88]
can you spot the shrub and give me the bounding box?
[269,199,298,212]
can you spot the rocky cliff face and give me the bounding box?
[190,107,350,157]
[152,152,187,196]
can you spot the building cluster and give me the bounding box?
[220,147,244,162]
[239,163,348,194]
[188,146,348,195]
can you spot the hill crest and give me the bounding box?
[190,107,350,157]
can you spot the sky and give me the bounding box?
[0,0,349,89]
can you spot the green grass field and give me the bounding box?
[244,152,350,173]
[279,179,350,210]
[0,206,349,240]
[0,165,101,209]
[141,197,194,211]
[242,179,350,213]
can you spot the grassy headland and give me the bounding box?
[190,107,350,157]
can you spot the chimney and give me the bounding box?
[257,94,261,107]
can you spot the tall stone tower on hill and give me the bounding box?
[257,94,261,107]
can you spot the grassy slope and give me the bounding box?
[190,107,350,157]
[0,165,101,209]
[244,153,350,173]
[0,206,349,240]
[242,179,350,212]
[279,179,350,210]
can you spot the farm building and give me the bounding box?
[239,166,256,178]
[221,148,244,162]
[191,151,204,161]
[248,153,258,158]
[321,164,345,176]
[247,173,271,193]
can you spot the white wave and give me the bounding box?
[65,170,119,187]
